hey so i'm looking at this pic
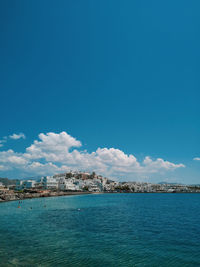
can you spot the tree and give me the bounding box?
[66,172,72,178]
[90,172,96,179]
[83,186,89,191]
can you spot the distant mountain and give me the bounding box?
[0,177,19,186]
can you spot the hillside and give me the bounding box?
[0,178,19,186]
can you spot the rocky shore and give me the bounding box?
[0,190,91,203]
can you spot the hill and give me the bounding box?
[0,177,19,186]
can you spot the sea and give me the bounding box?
[0,193,200,266]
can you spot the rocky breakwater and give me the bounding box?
[0,191,19,202]
[0,189,91,202]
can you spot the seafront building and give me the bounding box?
[14,172,112,192]
[58,177,80,191]
[12,171,200,193]
[41,176,58,190]
[15,180,36,190]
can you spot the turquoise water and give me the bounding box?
[0,193,200,266]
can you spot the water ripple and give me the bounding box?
[0,193,200,266]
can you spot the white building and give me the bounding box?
[58,178,80,191]
[42,176,58,190]
[88,183,101,192]
[15,180,36,190]
[15,180,23,190]
[24,180,36,189]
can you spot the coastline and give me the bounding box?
[0,191,92,204]
[1,190,199,204]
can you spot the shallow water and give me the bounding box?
[0,193,200,266]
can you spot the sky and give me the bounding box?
[0,0,199,183]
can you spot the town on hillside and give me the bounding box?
[0,171,200,202]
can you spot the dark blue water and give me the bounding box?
[0,193,200,266]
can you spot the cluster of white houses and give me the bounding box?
[14,172,200,193]
[15,172,118,192]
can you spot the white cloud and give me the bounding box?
[0,149,28,168]
[0,137,7,147]
[143,156,185,173]
[9,133,26,140]
[0,134,25,147]
[25,131,81,161]
[0,131,185,179]
[26,162,70,176]
[193,157,200,161]
[0,164,10,171]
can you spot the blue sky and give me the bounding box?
[0,0,199,183]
